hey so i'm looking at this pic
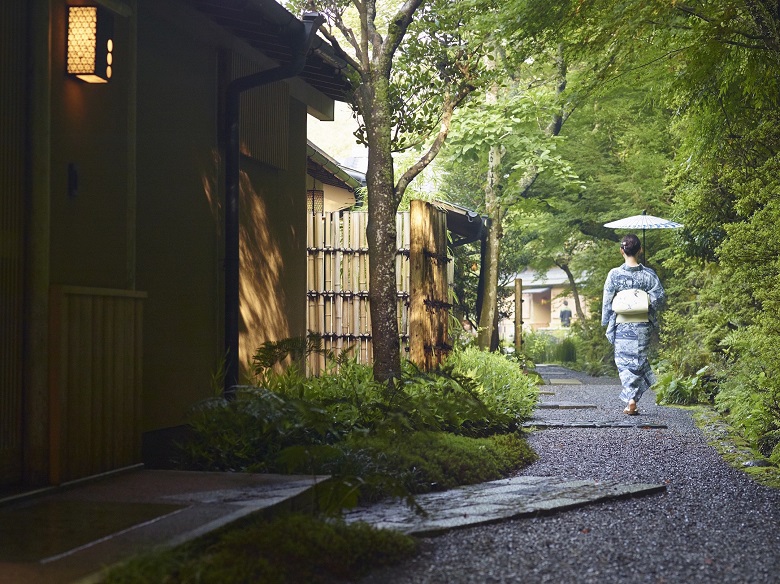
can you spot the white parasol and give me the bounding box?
[604,210,683,259]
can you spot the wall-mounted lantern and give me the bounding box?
[67,5,114,83]
[307,189,324,215]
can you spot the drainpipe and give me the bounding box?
[224,12,325,396]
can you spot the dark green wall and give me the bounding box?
[135,7,310,432]
[50,2,132,288]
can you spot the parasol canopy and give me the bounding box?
[604,210,683,260]
[603,211,683,230]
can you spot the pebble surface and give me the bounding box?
[362,366,780,584]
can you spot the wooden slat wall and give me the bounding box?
[49,286,147,484]
[0,0,27,486]
[232,52,289,170]
[307,211,412,374]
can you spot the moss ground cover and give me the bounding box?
[101,513,418,584]
[693,406,780,489]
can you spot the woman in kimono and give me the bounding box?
[601,234,665,415]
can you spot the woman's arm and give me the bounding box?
[601,270,616,326]
[646,272,666,311]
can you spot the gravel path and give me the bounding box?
[363,366,780,584]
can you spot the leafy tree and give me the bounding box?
[443,47,576,349]
[290,0,492,381]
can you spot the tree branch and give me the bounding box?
[574,220,621,242]
[364,0,382,62]
[676,2,777,46]
[331,11,363,62]
[379,0,425,77]
[395,84,474,200]
[675,3,717,23]
[744,0,780,51]
[599,46,693,86]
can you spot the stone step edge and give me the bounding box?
[524,421,668,429]
[537,403,598,409]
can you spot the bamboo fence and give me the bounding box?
[307,203,449,374]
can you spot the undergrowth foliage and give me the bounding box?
[102,513,417,584]
[176,341,539,505]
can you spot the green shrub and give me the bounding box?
[715,328,780,457]
[102,513,417,584]
[522,330,557,364]
[654,365,718,406]
[554,338,577,363]
[175,388,339,473]
[447,346,539,422]
[571,319,617,376]
[177,346,539,502]
[521,330,580,367]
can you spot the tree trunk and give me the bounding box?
[558,262,588,330]
[477,143,503,351]
[358,79,402,382]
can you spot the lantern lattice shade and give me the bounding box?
[67,6,114,83]
[307,189,324,214]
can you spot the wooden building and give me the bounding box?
[0,0,351,492]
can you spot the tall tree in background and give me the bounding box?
[441,0,679,352]
[292,0,489,380]
[445,46,577,350]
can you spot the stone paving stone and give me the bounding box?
[537,402,597,409]
[547,378,582,385]
[538,390,556,395]
[523,419,668,429]
[343,476,665,536]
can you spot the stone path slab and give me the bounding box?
[537,402,597,409]
[546,378,582,385]
[344,476,665,537]
[524,419,668,429]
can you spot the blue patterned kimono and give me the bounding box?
[602,264,665,404]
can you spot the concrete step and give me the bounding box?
[0,469,327,584]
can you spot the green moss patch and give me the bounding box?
[102,513,417,584]
[693,406,780,489]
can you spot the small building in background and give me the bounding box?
[306,140,364,213]
[498,267,589,342]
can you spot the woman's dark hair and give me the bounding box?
[620,234,642,257]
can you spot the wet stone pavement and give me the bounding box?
[358,364,780,584]
[344,477,664,536]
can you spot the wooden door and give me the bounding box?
[0,2,28,487]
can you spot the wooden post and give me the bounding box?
[434,207,448,363]
[514,278,523,354]
[409,201,449,370]
[409,201,428,368]
[334,214,343,358]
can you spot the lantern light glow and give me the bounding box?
[67,6,114,83]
